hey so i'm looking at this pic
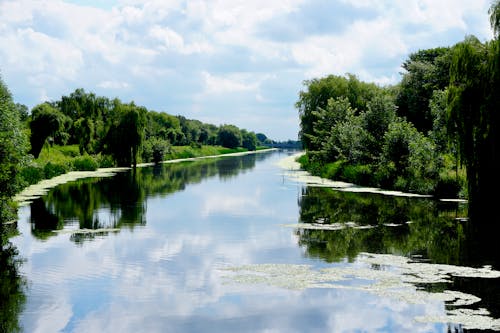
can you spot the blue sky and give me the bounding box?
[0,0,494,140]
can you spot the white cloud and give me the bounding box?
[0,0,494,140]
[97,80,130,89]
[201,72,259,95]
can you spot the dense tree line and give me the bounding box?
[0,76,28,224]
[0,76,27,333]
[25,88,265,167]
[298,1,499,203]
[0,77,269,228]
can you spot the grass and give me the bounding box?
[20,144,100,187]
[20,144,268,187]
[165,146,249,160]
[298,152,467,198]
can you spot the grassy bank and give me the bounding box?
[18,144,270,189]
[297,153,467,198]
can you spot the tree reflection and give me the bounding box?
[297,187,469,265]
[0,224,26,333]
[28,154,262,243]
[297,186,500,323]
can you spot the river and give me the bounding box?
[6,150,500,332]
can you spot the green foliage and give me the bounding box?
[340,164,373,185]
[142,137,170,164]
[217,124,242,149]
[428,89,450,153]
[29,103,67,158]
[0,74,29,223]
[96,154,115,168]
[43,162,69,179]
[14,103,29,122]
[321,160,345,180]
[396,47,452,132]
[379,119,441,193]
[296,74,378,150]
[490,0,500,38]
[241,130,257,151]
[72,155,98,171]
[447,35,500,207]
[0,240,26,333]
[296,68,450,195]
[104,103,147,167]
[19,164,44,186]
[297,186,469,264]
[361,92,397,157]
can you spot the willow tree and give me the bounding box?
[105,103,147,167]
[447,3,500,213]
[490,0,500,38]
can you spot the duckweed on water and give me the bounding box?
[53,228,121,235]
[282,222,376,231]
[13,168,128,206]
[221,252,500,330]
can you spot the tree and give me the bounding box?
[447,34,500,210]
[296,74,378,150]
[0,75,28,223]
[105,103,146,167]
[217,125,242,149]
[396,47,451,133]
[142,137,170,164]
[256,133,268,145]
[307,97,356,161]
[361,92,397,158]
[29,103,66,158]
[241,130,257,151]
[490,0,500,38]
[14,103,29,122]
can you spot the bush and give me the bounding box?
[57,145,80,157]
[19,164,44,186]
[374,162,396,189]
[434,171,466,198]
[43,162,69,179]
[72,155,98,171]
[96,154,115,168]
[321,160,344,180]
[340,164,373,185]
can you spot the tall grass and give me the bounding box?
[165,146,248,160]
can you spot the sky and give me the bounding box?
[0,0,495,140]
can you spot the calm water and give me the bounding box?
[6,150,500,332]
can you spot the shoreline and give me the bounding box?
[13,148,277,208]
[276,152,466,201]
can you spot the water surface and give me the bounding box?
[8,150,500,332]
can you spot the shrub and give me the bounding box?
[19,164,44,186]
[43,162,69,179]
[72,155,98,171]
[434,170,466,198]
[374,162,396,189]
[340,164,373,185]
[321,160,344,180]
[96,154,115,168]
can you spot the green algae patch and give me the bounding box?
[221,253,500,331]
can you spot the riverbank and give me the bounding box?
[13,148,277,208]
[277,152,467,200]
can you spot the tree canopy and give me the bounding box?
[0,75,28,223]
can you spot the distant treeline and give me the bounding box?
[297,2,499,206]
[0,81,272,224]
[26,88,270,166]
